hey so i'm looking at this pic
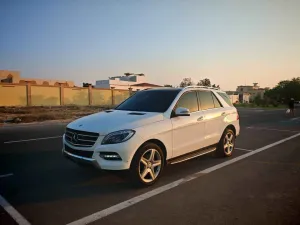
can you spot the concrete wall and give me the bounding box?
[64,88,89,105]
[92,89,112,106]
[228,95,239,104]
[0,83,132,107]
[31,86,60,106]
[114,90,130,105]
[0,84,27,106]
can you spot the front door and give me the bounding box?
[171,91,206,157]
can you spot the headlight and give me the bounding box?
[101,130,135,145]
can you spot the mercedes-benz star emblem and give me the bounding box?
[72,133,79,143]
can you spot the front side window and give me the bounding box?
[115,89,180,112]
[197,91,215,110]
[175,91,199,113]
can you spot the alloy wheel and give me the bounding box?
[224,132,235,155]
[139,149,162,183]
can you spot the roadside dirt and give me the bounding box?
[0,106,110,124]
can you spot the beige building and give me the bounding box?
[95,74,162,91]
[236,83,267,100]
[226,91,250,103]
[0,70,74,87]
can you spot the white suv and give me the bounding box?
[63,86,240,186]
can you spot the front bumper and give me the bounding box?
[62,133,143,170]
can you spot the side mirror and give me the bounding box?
[175,107,190,116]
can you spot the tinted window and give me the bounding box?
[115,89,180,112]
[218,92,233,106]
[176,91,199,112]
[198,91,215,110]
[212,93,222,108]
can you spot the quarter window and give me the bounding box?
[218,92,233,106]
[176,91,199,113]
[212,93,222,108]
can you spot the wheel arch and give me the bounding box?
[225,124,236,136]
[138,139,167,162]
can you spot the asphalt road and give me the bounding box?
[0,108,300,225]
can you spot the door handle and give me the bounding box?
[197,116,204,121]
[221,112,226,116]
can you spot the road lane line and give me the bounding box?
[200,132,300,174]
[235,148,253,152]
[4,136,62,144]
[67,132,300,225]
[0,195,31,225]
[0,173,13,178]
[291,117,300,121]
[246,127,299,133]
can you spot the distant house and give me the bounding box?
[0,70,74,87]
[226,91,250,104]
[236,83,268,101]
[95,74,162,91]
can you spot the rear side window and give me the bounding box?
[212,93,222,108]
[197,91,215,110]
[218,92,233,106]
[176,91,199,112]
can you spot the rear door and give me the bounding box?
[197,91,225,147]
[171,91,206,157]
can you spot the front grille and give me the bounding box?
[64,145,94,158]
[65,128,99,147]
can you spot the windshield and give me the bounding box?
[115,89,180,112]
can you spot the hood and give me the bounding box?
[67,110,164,135]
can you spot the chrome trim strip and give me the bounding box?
[170,148,216,165]
[64,150,96,161]
[66,131,99,138]
[65,140,93,147]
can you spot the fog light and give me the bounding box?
[100,152,122,160]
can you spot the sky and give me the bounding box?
[0,0,300,90]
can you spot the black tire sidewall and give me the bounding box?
[129,142,165,186]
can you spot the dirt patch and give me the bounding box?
[0,106,111,124]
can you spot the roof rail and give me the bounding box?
[183,86,220,91]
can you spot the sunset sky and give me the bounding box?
[0,0,299,90]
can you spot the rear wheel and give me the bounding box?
[129,143,164,186]
[215,128,235,157]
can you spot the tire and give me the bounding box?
[129,142,165,187]
[215,128,235,157]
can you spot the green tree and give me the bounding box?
[265,77,300,103]
[197,78,220,89]
[197,78,211,87]
[179,78,194,87]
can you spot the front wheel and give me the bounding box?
[129,143,164,186]
[215,129,235,157]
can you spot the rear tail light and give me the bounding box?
[237,113,240,120]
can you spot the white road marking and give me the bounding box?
[4,136,62,144]
[291,117,300,121]
[67,132,300,225]
[0,195,31,225]
[235,148,253,152]
[0,173,13,178]
[246,127,299,133]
